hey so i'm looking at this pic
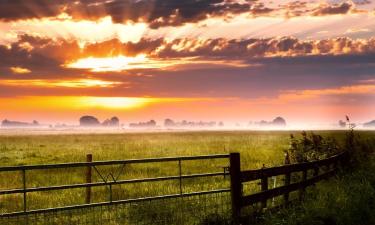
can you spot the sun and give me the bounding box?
[66,54,148,72]
[80,97,150,109]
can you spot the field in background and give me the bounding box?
[0,131,374,225]
[0,130,360,167]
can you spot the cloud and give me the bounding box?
[152,37,375,59]
[277,84,375,103]
[0,79,123,88]
[0,0,66,21]
[10,66,31,74]
[249,3,274,16]
[345,28,371,34]
[277,1,365,18]
[0,0,368,30]
[1,34,375,79]
[0,0,253,28]
[311,2,353,16]
[0,34,374,101]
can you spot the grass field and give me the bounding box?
[0,130,374,225]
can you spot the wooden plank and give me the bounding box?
[261,165,268,208]
[241,152,346,182]
[283,156,291,205]
[85,154,92,204]
[299,170,308,201]
[241,170,336,207]
[229,153,241,225]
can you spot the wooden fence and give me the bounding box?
[229,151,349,223]
[0,151,349,224]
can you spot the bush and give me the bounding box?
[288,131,341,163]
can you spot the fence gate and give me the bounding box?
[0,154,232,225]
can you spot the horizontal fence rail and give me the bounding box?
[0,189,231,217]
[0,154,230,218]
[241,152,347,182]
[229,151,348,223]
[0,154,230,172]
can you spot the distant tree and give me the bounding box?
[79,116,100,126]
[102,119,110,126]
[148,120,156,126]
[272,117,286,126]
[218,121,224,127]
[1,119,38,127]
[110,117,120,126]
[164,118,175,127]
[129,119,157,128]
[102,117,120,127]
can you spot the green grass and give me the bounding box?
[259,155,375,225]
[0,130,374,225]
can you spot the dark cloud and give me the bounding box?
[249,3,274,15]
[0,34,82,78]
[276,1,361,18]
[82,38,164,57]
[0,0,66,21]
[151,37,375,59]
[353,0,371,5]
[2,34,375,78]
[0,0,367,28]
[1,34,375,99]
[311,2,353,16]
[0,0,253,28]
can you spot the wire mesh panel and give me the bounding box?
[0,191,232,225]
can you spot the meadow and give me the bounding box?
[0,130,374,225]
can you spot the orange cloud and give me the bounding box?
[272,84,375,103]
[10,66,31,74]
[0,79,122,88]
[65,54,248,72]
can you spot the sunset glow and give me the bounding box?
[81,97,150,109]
[67,55,150,72]
[10,66,31,74]
[0,79,121,88]
[0,0,374,127]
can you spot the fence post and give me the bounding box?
[178,159,183,195]
[313,166,319,177]
[22,169,27,212]
[261,164,268,209]
[85,154,92,204]
[299,170,307,201]
[283,153,291,205]
[229,152,241,225]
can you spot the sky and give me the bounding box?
[0,0,374,127]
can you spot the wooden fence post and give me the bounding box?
[261,164,268,209]
[283,153,291,205]
[299,170,307,201]
[85,154,92,204]
[229,153,241,225]
[22,169,27,212]
[313,166,319,177]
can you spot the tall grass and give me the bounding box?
[259,133,375,225]
[0,130,373,225]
